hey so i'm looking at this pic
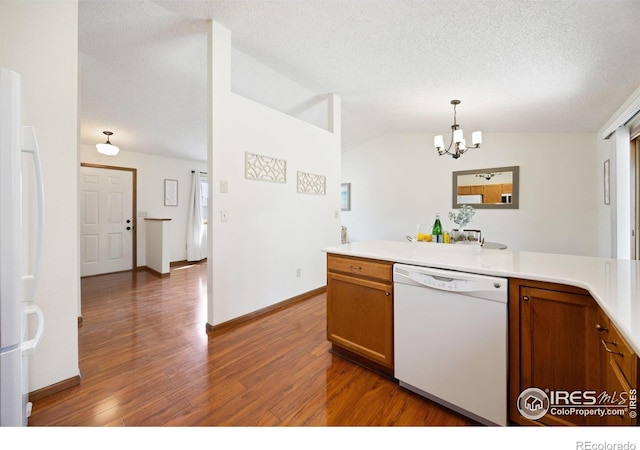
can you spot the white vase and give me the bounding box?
[453,227,466,243]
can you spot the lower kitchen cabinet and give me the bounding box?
[509,278,602,426]
[326,254,394,375]
[598,310,639,426]
[509,278,638,426]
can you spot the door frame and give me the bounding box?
[633,137,637,259]
[80,163,138,271]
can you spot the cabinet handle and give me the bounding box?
[595,324,609,332]
[522,296,529,302]
[601,339,624,357]
[350,265,362,272]
[385,292,390,296]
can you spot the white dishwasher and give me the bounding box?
[393,263,508,426]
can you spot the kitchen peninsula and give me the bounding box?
[323,240,639,426]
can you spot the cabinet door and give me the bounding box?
[509,280,601,426]
[327,272,393,367]
[598,311,638,425]
[483,184,502,204]
[603,358,635,426]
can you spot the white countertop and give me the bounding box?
[323,240,640,355]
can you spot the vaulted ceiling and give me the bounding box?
[79,0,640,161]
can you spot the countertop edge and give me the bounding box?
[323,241,640,355]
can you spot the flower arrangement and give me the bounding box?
[448,205,475,229]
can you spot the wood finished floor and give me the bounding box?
[29,262,474,427]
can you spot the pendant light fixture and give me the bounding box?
[96,131,119,156]
[434,100,481,159]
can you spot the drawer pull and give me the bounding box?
[350,265,362,272]
[601,339,624,357]
[595,324,609,332]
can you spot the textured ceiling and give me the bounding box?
[79,0,640,161]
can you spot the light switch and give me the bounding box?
[220,210,229,222]
[220,180,228,193]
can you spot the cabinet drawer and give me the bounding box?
[327,255,393,281]
[603,322,636,386]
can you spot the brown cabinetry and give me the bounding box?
[457,183,511,204]
[509,278,602,426]
[509,278,638,426]
[326,254,394,375]
[483,184,502,204]
[597,310,639,426]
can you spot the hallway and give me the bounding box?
[29,262,472,426]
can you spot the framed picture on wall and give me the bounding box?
[164,179,178,206]
[341,183,351,211]
[604,159,610,205]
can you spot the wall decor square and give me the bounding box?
[297,171,326,195]
[245,152,287,183]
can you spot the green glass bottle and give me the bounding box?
[432,213,443,243]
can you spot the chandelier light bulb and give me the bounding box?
[472,131,482,146]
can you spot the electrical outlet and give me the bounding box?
[296,268,301,278]
[137,210,148,218]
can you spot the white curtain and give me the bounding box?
[186,171,206,261]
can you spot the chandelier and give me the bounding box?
[434,100,482,159]
[475,172,501,180]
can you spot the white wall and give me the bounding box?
[231,48,330,132]
[80,145,207,266]
[0,1,80,391]
[342,132,598,256]
[208,22,341,325]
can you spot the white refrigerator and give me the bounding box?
[0,68,45,426]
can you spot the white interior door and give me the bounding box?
[80,166,133,276]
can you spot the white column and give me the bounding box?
[145,218,172,275]
[613,126,631,259]
[207,21,232,326]
[328,93,341,136]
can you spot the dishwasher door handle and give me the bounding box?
[405,272,471,291]
[431,275,455,282]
